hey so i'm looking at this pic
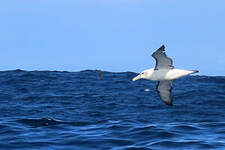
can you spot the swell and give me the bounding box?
[0,70,224,149]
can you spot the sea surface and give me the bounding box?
[0,69,225,150]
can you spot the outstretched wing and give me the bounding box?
[156,80,173,106]
[152,45,174,70]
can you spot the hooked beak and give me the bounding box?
[132,74,141,81]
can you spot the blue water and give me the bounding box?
[0,69,225,150]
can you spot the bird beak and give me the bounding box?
[132,74,141,81]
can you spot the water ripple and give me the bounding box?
[0,70,225,149]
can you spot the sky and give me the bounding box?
[0,0,225,76]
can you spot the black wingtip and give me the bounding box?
[158,45,165,51]
[168,103,173,106]
[165,101,173,106]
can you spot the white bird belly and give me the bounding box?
[151,69,195,81]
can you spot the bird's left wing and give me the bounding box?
[152,45,174,70]
[156,80,173,106]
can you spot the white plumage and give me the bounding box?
[132,45,198,106]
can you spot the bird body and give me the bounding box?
[132,45,198,106]
[133,68,198,81]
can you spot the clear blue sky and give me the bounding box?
[0,0,225,75]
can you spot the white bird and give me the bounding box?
[132,45,198,106]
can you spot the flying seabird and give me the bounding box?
[132,45,198,106]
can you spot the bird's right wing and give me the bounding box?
[152,45,174,70]
[156,80,173,106]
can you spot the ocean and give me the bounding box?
[0,69,225,150]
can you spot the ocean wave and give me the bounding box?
[0,70,225,149]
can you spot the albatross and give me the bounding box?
[132,45,198,106]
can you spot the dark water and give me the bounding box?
[0,69,225,150]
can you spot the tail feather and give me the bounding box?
[190,70,199,74]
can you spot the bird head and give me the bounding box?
[132,69,153,81]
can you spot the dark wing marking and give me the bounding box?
[156,80,173,106]
[152,45,174,70]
